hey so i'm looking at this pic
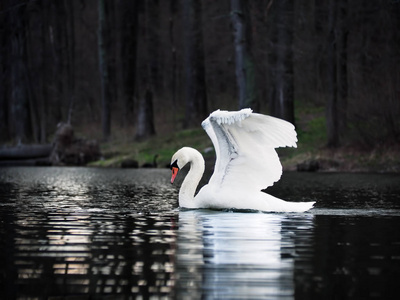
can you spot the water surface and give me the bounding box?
[1,167,400,299]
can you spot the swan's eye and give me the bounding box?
[170,160,179,170]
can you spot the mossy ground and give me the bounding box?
[90,104,400,172]
[89,128,213,168]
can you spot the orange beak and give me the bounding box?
[171,167,179,184]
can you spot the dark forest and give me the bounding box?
[1,0,399,150]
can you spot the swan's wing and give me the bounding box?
[201,109,297,191]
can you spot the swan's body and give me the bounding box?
[170,109,315,212]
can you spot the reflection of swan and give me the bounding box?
[176,210,297,299]
[170,109,315,212]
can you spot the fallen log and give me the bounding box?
[0,144,52,160]
[0,124,101,166]
[0,157,51,166]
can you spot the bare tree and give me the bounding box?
[135,88,156,141]
[8,0,31,143]
[0,2,8,142]
[169,1,178,108]
[135,0,158,140]
[47,1,66,126]
[98,0,111,140]
[230,0,257,110]
[65,0,75,125]
[268,0,295,124]
[182,0,208,128]
[38,1,49,143]
[145,0,160,91]
[337,0,348,135]
[118,0,139,127]
[25,0,51,143]
[326,0,348,148]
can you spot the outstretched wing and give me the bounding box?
[201,109,297,191]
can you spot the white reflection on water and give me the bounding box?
[176,210,314,299]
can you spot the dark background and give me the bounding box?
[1,0,399,149]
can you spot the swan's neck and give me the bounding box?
[179,151,205,208]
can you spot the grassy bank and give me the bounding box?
[89,128,213,168]
[90,107,400,173]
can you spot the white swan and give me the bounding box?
[170,109,315,212]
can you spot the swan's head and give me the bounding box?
[170,147,198,184]
[170,148,189,184]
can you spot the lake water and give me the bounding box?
[0,167,400,299]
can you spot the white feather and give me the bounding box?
[202,109,297,191]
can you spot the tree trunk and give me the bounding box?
[231,0,257,110]
[48,1,65,125]
[8,0,31,143]
[182,0,208,128]
[269,0,295,124]
[337,0,348,134]
[119,0,138,127]
[106,0,117,126]
[25,0,49,143]
[39,1,49,143]
[65,0,75,125]
[135,89,156,141]
[133,0,158,140]
[98,0,111,140]
[0,3,9,142]
[326,0,339,147]
[326,0,348,147]
[169,1,178,108]
[145,0,160,91]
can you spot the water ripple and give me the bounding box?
[1,167,400,299]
